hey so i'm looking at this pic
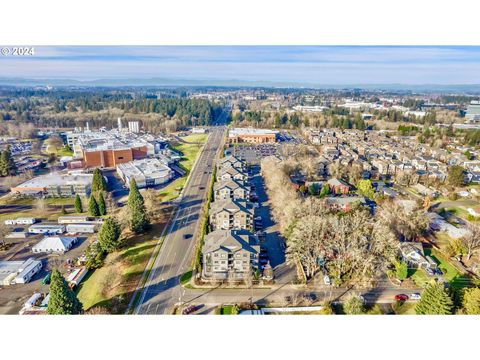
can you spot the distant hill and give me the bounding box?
[1,76,480,93]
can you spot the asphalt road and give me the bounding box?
[135,126,226,314]
[180,283,422,311]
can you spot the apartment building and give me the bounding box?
[216,166,248,182]
[218,155,246,171]
[209,198,254,231]
[214,179,250,201]
[202,229,260,280]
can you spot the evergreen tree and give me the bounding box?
[128,178,150,233]
[84,242,106,270]
[319,183,330,198]
[394,259,408,281]
[47,269,83,315]
[91,168,107,192]
[88,195,100,216]
[462,287,480,315]
[74,194,83,213]
[98,217,122,253]
[343,294,365,314]
[415,282,453,315]
[0,146,17,177]
[97,191,107,216]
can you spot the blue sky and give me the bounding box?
[2,46,480,85]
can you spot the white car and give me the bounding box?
[410,293,421,300]
[323,275,331,286]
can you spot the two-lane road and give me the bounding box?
[135,126,225,314]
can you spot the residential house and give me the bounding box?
[327,178,350,194]
[325,196,366,211]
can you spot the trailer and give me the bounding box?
[65,223,98,233]
[16,217,37,225]
[28,224,65,235]
[58,216,92,224]
[67,267,88,288]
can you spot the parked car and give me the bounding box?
[425,268,435,276]
[182,305,197,315]
[254,216,262,221]
[410,293,421,300]
[434,268,443,275]
[323,275,331,286]
[395,294,409,301]
[42,273,51,285]
[183,234,192,239]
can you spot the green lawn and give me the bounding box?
[173,141,204,173]
[57,146,74,157]
[219,305,238,315]
[181,133,208,143]
[156,134,207,202]
[180,270,193,285]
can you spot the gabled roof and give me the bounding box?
[32,236,77,251]
[210,198,253,216]
[203,229,259,254]
[327,178,350,187]
[214,178,247,192]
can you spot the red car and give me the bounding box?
[395,294,409,301]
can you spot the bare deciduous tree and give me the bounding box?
[462,223,480,261]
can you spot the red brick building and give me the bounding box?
[83,146,148,168]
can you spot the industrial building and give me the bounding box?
[11,171,93,197]
[466,101,480,122]
[228,128,278,144]
[66,120,167,168]
[32,236,78,253]
[116,158,174,188]
[0,258,43,285]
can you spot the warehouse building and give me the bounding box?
[11,171,93,197]
[32,236,78,254]
[117,158,174,188]
[228,128,278,144]
[0,258,43,285]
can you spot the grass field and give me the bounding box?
[173,137,206,173]
[181,133,208,143]
[77,222,168,313]
[156,133,208,202]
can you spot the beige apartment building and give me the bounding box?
[209,198,254,231]
[202,229,260,280]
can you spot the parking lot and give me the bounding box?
[249,165,296,284]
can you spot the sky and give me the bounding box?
[1,46,480,85]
